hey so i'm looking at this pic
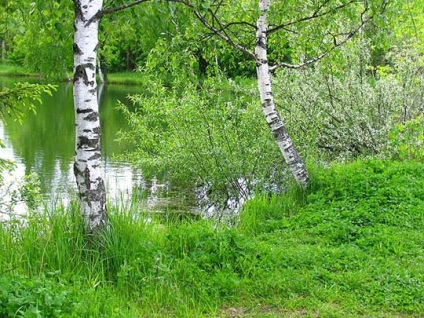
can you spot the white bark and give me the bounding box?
[73,0,108,233]
[255,0,309,187]
[97,58,105,83]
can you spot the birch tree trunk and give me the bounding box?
[255,0,309,187]
[73,0,108,233]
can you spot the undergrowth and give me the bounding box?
[0,159,423,317]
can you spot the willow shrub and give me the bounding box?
[117,76,287,207]
[274,43,424,161]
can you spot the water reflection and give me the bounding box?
[0,77,144,213]
[0,77,243,220]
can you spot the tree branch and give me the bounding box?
[221,21,257,30]
[190,9,255,60]
[269,13,371,72]
[267,0,356,35]
[86,0,151,25]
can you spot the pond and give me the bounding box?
[0,77,154,214]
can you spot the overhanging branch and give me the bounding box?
[269,13,371,72]
[86,0,151,25]
[267,0,356,35]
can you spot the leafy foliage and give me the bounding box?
[0,82,55,123]
[273,40,424,160]
[10,1,74,80]
[388,115,424,161]
[0,274,73,318]
[118,75,287,207]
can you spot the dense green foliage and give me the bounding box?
[118,75,287,206]
[274,42,424,160]
[1,0,401,78]
[117,33,424,205]
[0,82,55,123]
[0,160,423,317]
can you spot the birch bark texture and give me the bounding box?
[73,0,108,233]
[255,0,309,187]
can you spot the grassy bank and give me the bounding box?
[106,71,145,85]
[0,63,144,85]
[0,159,423,317]
[0,64,39,77]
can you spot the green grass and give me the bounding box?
[0,63,143,85]
[0,159,423,317]
[0,63,39,77]
[106,71,145,85]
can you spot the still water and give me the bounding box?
[0,76,147,213]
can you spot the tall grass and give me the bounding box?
[0,159,423,317]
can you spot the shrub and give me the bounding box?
[274,41,424,160]
[118,76,286,208]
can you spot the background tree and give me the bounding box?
[9,1,74,80]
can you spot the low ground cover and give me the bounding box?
[0,159,423,317]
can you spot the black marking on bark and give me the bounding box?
[84,167,91,191]
[88,177,107,211]
[89,88,96,94]
[256,37,267,50]
[272,124,289,140]
[84,99,92,103]
[73,43,83,55]
[83,129,91,133]
[77,136,100,150]
[77,108,93,114]
[74,0,84,22]
[88,153,101,161]
[73,162,80,178]
[83,112,98,122]
[93,126,101,135]
[73,63,95,85]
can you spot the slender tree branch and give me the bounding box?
[190,9,255,60]
[86,0,151,25]
[269,13,371,72]
[221,21,257,30]
[213,0,224,15]
[267,0,356,35]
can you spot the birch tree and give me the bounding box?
[255,0,308,186]
[87,0,387,189]
[164,0,389,187]
[73,0,108,233]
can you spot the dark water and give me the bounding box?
[0,77,145,209]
